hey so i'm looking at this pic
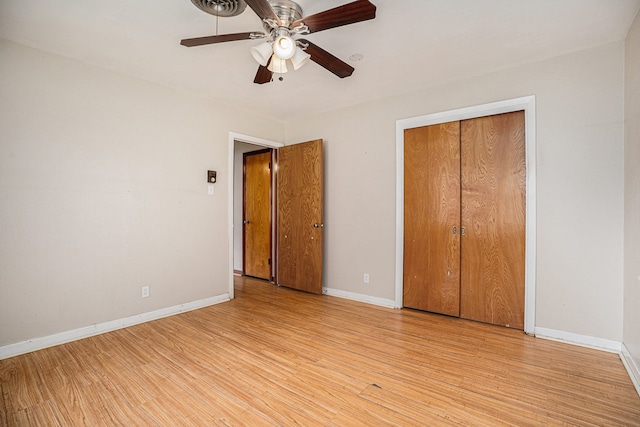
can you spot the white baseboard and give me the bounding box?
[534,327,622,353]
[621,343,640,396]
[524,328,640,396]
[0,293,230,360]
[4,294,638,398]
[322,287,396,308]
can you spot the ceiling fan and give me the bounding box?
[180,0,377,84]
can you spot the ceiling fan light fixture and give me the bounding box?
[181,0,378,84]
[290,46,311,70]
[251,41,273,66]
[267,54,288,73]
[273,35,296,60]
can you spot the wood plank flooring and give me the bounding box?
[1,276,639,426]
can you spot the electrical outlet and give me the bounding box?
[141,286,150,298]
[363,273,370,284]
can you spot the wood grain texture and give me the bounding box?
[277,139,323,294]
[297,39,354,78]
[292,0,376,34]
[253,64,272,84]
[404,122,461,316]
[460,111,526,329]
[180,32,255,47]
[2,276,639,426]
[243,150,272,280]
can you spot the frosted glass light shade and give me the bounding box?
[267,54,288,73]
[290,47,311,70]
[273,35,295,60]
[251,42,273,67]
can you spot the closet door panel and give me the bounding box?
[404,122,461,316]
[460,111,526,329]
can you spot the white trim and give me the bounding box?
[0,294,230,360]
[227,132,283,300]
[395,96,537,335]
[621,343,640,396]
[534,327,621,353]
[323,287,396,308]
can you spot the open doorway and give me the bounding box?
[233,142,272,278]
[241,147,274,281]
[228,133,325,299]
[228,133,283,299]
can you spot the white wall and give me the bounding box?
[0,34,630,353]
[624,11,640,375]
[0,39,283,348]
[285,41,625,342]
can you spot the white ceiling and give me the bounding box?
[1,0,639,122]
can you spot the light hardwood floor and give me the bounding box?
[1,276,639,426]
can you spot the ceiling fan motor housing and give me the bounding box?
[267,0,303,28]
[190,0,248,17]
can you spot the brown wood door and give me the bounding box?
[460,111,526,328]
[403,122,461,316]
[243,150,272,280]
[277,139,323,294]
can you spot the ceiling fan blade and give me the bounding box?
[180,32,257,47]
[293,0,376,34]
[299,39,354,78]
[245,0,281,25]
[254,64,273,84]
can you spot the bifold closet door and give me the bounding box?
[460,111,526,329]
[403,121,461,316]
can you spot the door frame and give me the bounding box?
[228,132,283,300]
[395,96,537,335]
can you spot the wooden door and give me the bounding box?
[243,150,272,280]
[277,139,323,294]
[404,122,461,316]
[460,111,526,328]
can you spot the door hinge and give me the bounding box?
[268,162,271,170]
[268,258,271,265]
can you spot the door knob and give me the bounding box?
[243,220,250,225]
[313,223,324,228]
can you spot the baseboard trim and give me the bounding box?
[528,328,640,395]
[621,343,640,396]
[534,327,621,353]
[0,293,230,360]
[322,287,396,308]
[4,294,638,398]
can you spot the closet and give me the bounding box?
[403,110,526,329]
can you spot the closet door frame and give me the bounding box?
[395,96,537,335]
